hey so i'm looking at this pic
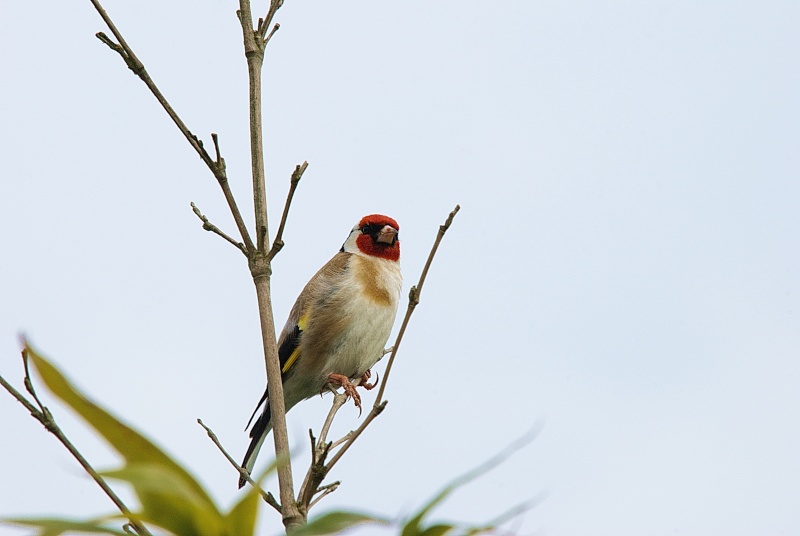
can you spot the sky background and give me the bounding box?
[1,1,798,535]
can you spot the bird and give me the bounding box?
[239,214,402,487]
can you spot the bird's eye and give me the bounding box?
[360,225,370,234]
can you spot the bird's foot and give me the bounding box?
[326,373,362,414]
[359,369,378,391]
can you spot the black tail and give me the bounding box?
[239,400,271,488]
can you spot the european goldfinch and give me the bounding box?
[239,214,402,487]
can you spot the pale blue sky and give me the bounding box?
[1,1,798,535]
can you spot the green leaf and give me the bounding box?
[401,426,541,536]
[222,485,261,536]
[287,511,389,536]
[223,449,286,536]
[222,460,279,536]
[100,463,223,536]
[416,524,456,536]
[1,517,127,536]
[463,527,495,536]
[25,344,224,534]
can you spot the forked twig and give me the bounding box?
[259,0,284,41]
[322,400,388,472]
[309,481,340,509]
[190,203,248,255]
[196,419,281,512]
[89,0,254,254]
[295,390,347,510]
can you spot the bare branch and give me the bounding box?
[1,359,46,422]
[375,204,460,404]
[264,23,281,47]
[324,401,388,472]
[295,390,347,512]
[196,419,281,512]
[190,203,248,256]
[266,161,309,262]
[88,0,255,253]
[1,349,153,536]
[328,431,353,451]
[316,390,347,449]
[22,349,47,413]
[260,0,285,41]
[309,481,340,509]
[211,133,225,167]
[236,0,269,253]
[236,0,301,526]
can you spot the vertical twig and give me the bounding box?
[237,0,269,252]
[236,0,302,528]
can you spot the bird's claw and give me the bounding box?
[326,373,363,415]
[359,369,378,390]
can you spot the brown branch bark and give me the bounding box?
[235,1,302,528]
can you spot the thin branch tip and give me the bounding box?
[443,204,461,230]
[190,202,248,255]
[266,161,308,261]
[264,23,281,45]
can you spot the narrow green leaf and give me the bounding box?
[223,446,288,536]
[100,463,223,536]
[25,346,219,503]
[463,527,495,536]
[417,524,456,536]
[25,344,224,532]
[401,487,452,536]
[223,485,261,536]
[1,517,127,536]
[287,512,389,536]
[402,425,541,536]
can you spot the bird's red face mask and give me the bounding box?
[355,215,400,261]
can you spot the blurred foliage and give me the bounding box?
[2,344,530,536]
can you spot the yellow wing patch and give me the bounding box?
[281,314,308,374]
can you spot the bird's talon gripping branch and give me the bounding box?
[326,373,362,413]
[359,369,378,390]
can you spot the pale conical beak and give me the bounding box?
[376,225,398,244]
